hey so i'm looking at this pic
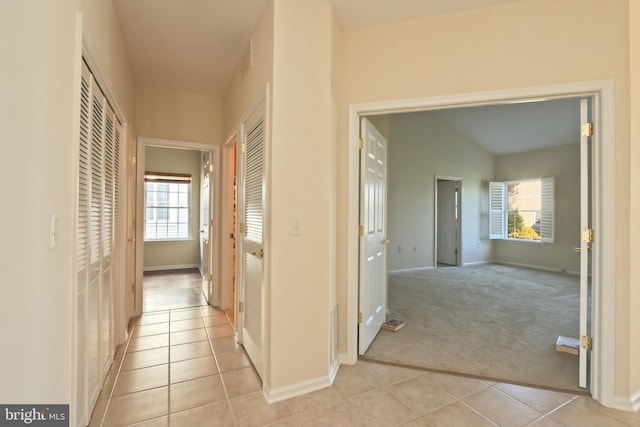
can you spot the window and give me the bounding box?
[144,173,191,241]
[489,177,554,243]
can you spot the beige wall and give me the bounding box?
[335,0,634,401]
[137,87,222,145]
[494,144,580,273]
[628,0,640,400]
[143,147,202,270]
[269,0,334,390]
[0,0,135,417]
[222,1,274,135]
[386,112,495,271]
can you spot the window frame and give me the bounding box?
[143,172,192,242]
[489,177,554,243]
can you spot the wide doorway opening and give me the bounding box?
[348,81,614,402]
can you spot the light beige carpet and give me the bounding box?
[362,264,585,393]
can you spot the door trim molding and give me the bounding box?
[344,80,615,407]
[135,137,220,317]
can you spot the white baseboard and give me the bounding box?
[388,266,435,274]
[462,261,492,267]
[263,373,332,404]
[613,390,640,412]
[494,261,579,276]
[143,264,199,272]
[338,352,356,365]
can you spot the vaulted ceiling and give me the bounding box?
[113,0,524,96]
[114,0,579,154]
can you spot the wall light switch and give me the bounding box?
[49,214,59,250]
[289,217,303,235]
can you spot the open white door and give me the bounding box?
[358,117,388,355]
[578,98,593,389]
[200,152,213,303]
[238,102,266,378]
[437,179,461,266]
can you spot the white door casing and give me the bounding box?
[200,151,212,303]
[346,81,615,407]
[238,101,266,378]
[358,117,388,355]
[579,97,593,389]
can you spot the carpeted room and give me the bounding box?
[362,99,589,393]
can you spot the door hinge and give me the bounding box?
[581,335,593,351]
[239,302,243,313]
[239,222,245,234]
[241,143,247,154]
[582,122,594,137]
[210,219,214,227]
[207,274,213,283]
[582,229,594,243]
[358,312,363,323]
[131,283,135,293]
[359,225,364,237]
[358,138,365,150]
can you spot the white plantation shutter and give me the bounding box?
[244,118,264,244]
[540,177,555,243]
[489,181,505,239]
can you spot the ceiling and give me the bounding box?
[113,0,523,96]
[431,98,581,155]
[113,0,576,155]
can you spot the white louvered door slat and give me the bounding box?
[240,101,265,379]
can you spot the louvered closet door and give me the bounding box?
[76,61,92,424]
[101,105,117,375]
[75,59,122,426]
[240,102,265,379]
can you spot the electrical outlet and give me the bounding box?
[398,245,404,253]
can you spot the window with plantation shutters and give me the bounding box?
[489,178,554,243]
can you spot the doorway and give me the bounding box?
[134,138,220,316]
[435,176,462,267]
[347,81,615,403]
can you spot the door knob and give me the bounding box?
[251,248,264,258]
[381,238,390,245]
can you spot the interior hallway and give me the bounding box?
[88,308,640,426]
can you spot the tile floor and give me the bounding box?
[90,305,640,426]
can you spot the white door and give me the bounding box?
[437,180,460,266]
[200,152,212,303]
[578,98,593,388]
[358,117,388,355]
[239,102,266,378]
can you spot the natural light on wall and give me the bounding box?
[144,172,191,241]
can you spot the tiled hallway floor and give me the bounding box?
[90,305,640,426]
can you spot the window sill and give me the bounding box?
[502,238,543,244]
[144,239,194,244]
